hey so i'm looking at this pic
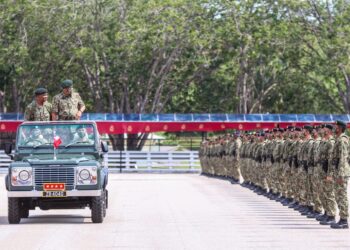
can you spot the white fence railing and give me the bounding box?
[0,151,200,173]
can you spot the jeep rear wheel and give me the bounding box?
[91,194,105,223]
[8,198,21,224]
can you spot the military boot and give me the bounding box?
[301,206,313,215]
[282,198,293,206]
[330,219,349,229]
[316,213,327,222]
[294,204,305,211]
[307,210,322,219]
[288,201,298,209]
[320,216,336,225]
[275,195,285,202]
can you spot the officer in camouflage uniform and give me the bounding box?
[330,120,349,229]
[306,126,323,218]
[24,88,52,121]
[300,125,315,216]
[287,127,301,208]
[52,79,86,121]
[281,127,294,205]
[319,124,338,225]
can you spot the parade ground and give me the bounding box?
[0,173,349,250]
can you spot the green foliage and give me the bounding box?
[1,0,350,114]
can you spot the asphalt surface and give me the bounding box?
[0,173,349,250]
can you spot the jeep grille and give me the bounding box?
[34,167,75,190]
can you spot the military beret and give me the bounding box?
[287,126,295,131]
[34,87,48,96]
[279,128,285,132]
[324,124,334,130]
[303,125,313,132]
[273,128,278,132]
[320,124,326,128]
[61,79,73,88]
[295,127,302,131]
[335,120,347,129]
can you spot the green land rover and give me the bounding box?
[5,121,109,224]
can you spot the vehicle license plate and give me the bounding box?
[43,191,66,197]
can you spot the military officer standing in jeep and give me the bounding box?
[24,88,52,121]
[52,79,86,121]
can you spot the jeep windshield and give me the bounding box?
[17,123,96,148]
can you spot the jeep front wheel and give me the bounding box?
[8,198,21,224]
[91,194,105,223]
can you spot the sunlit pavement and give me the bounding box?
[0,173,349,250]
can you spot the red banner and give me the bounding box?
[0,121,331,134]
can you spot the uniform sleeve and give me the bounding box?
[45,102,53,113]
[24,105,32,121]
[338,138,349,177]
[75,93,85,109]
[51,96,59,113]
[328,140,335,176]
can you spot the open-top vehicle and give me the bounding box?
[5,121,109,224]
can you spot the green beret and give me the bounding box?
[287,126,295,131]
[325,124,334,130]
[303,125,313,132]
[335,120,347,129]
[34,87,48,96]
[295,127,302,131]
[61,79,73,88]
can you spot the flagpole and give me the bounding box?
[53,130,57,160]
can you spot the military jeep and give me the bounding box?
[5,121,108,224]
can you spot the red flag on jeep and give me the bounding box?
[53,136,62,149]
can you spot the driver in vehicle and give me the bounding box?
[70,126,94,144]
[42,128,54,143]
[24,127,48,146]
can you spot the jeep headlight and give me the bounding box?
[11,167,33,186]
[76,166,97,185]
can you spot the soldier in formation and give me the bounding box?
[199,121,350,229]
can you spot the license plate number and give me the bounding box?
[42,191,66,197]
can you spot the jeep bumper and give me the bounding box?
[7,190,102,198]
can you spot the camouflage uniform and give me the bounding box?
[52,91,85,120]
[309,136,323,213]
[24,101,52,121]
[323,136,337,217]
[331,132,349,220]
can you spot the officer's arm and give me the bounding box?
[24,106,32,121]
[76,93,86,119]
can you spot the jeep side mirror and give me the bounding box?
[101,141,108,153]
[5,143,12,155]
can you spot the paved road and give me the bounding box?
[0,174,349,250]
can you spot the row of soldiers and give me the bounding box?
[24,79,85,121]
[199,121,350,229]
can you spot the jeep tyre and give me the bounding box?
[103,190,108,217]
[8,198,21,224]
[21,208,29,218]
[91,193,105,223]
